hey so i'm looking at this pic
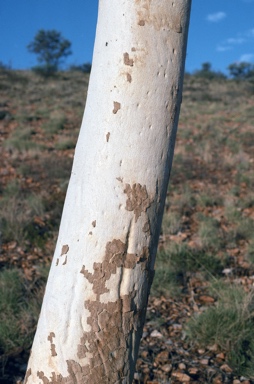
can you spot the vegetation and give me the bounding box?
[193,62,226,80]
[186,283,254,378]
[27,29,72,75]
[228,62,254,80]
[0,267,48,357]
[0,66,254,382]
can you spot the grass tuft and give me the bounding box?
[152,244,223,297]
[186,283,254,378]
[0,267,48,356]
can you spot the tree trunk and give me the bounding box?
[24,1,191,382]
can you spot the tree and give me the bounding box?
[228,62,254,80]
[24,1,192,382]
[69,62,92,73]
[27,29,72,74]
[194,62,226,80]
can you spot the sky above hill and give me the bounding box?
[1,0,254,74]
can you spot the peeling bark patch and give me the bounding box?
[32,241,154,383]
[37,372,50,383]
[113,101,121,114]
[126,73,132,83]
[48,332,57,357]
[106,132,110,142]
[24,368,32,383]
[124,183,152,222]
[143,219,150,233]
[61,244,69,256]
[123,52,134,66]
[77,240,154,382]
[62,255,68,265]
[136,1,182,32]
[81,240,152,300]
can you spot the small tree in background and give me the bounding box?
[69,62,92,73]
[228,62,254,80]
[28,29,72,75]
[194,62,226,80]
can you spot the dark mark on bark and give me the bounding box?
[113,101,121,114]
[48,332,57,357]
[124,183,152,222]
[61,245,69,256]
[123,53,134,66]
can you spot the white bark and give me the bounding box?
[25,1,191,383]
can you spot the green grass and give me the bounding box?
[197,192,223,208]
[0,181,46,246]
[4,126,42,153]
[186,282,254,378]
[1,69,254,380]
[246,238,254,265]
[0,267,48,356]
[41,117,66,135]
[55,137,76,150]
[152,244,223,297]
[162,211,182,235]
[197,215,222,251]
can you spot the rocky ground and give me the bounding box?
[0,69,254,383]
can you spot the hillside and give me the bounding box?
[0,69,254,383]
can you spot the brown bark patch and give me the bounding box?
[92,220,96,227]
[143,219,150,233]
[106,132,110,142]
[126,73,132,83]
[113,101,121,114]
[31,240,154,383]
[48,332,57,357]
[24,368,32,383]
[136,1,182,32]
[81,239,144,300]
[78,240,154,380]
[124,183,152,222]
[37,372,50,383]
[123,52,134,67]
[138,20,145,26]
[61,245,69,256]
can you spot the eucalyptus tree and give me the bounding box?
[28,29,72,74]
[25,1,192,382]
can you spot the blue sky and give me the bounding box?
[1,0,254,74]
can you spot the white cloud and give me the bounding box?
[217,31,253,53]
[239,53,254,62]
[217,45,232,52]
[217,38,244,52]
[206,12,226,23]
[247,28,254,37]
[226,38,245,44]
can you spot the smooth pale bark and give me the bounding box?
[25,1,191,383]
